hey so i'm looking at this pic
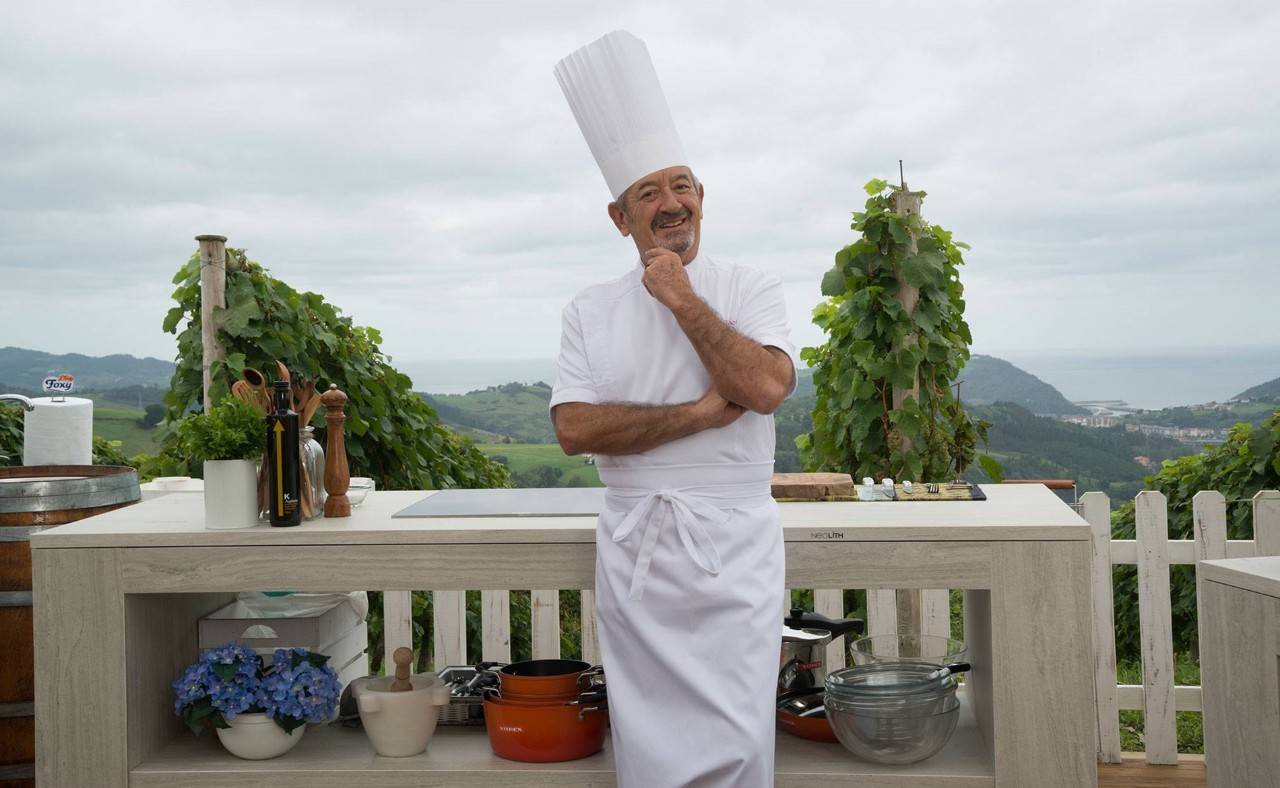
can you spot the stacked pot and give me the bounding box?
[482,659,608,763]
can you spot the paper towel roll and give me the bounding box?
[23,397,94,466]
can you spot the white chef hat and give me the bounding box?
[554,30,688,201]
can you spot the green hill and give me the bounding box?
[479,444,601,488]
[968,402,1193,500]
[0,346,174,390]
[422,382,557,444]
[959,355,1086,415]
[1234,374,1280,402]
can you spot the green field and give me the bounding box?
[93,401,163,456]
[477,443,601,487]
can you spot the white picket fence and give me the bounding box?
[375,487,1280,766]
[1084,488,1280,765]
[377,583,947,676]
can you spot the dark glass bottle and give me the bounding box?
[266,380,301,527]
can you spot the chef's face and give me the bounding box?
[608,166,704,263]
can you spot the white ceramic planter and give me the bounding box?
[351,674,451,757]
[215,712,305,760]
[203,459,259,530]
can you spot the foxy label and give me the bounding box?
[42,374,75,393]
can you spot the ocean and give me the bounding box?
[996,347,1280,410]
[402,347,1280,411]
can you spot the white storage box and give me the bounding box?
[199,593,365,654]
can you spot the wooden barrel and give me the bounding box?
[0,466,140,787]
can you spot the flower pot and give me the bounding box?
[215,712,305,760]
[203,459,260,530]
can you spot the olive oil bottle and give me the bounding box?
[266,380,301,527]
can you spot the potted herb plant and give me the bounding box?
[172,642,341,760]
[176,399,264,529]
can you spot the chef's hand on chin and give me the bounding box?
[695,388,746,429]
[642,247,695,312]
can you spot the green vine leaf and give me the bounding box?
[142,249,510,493]
[799,180,1001,483]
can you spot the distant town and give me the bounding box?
[1059,398,1266,445]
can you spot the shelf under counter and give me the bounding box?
[131,694,993,788]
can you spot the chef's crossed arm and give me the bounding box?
[550,262,796,457]
[641,249,795,415]
[550,294,747,457]
[552,393,742,457]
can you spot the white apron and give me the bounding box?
[550,254,796,787]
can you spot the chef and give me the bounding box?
[550,31,796,787]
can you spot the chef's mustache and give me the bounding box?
[652,210,691,229]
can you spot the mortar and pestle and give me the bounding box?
[349,647,452,757]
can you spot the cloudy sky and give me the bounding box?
[2,1,1277,370]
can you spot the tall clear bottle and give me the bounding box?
[300,425,326,517]
[266,380,301,527]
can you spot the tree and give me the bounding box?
[799,178,997,483]
[138,403,165,428]
[153,248,508,491]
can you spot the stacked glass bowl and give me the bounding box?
[824,658,970,764]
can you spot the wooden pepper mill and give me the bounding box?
[321,384,351,517]
[388,646,413,692]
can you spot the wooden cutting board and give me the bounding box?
[770,473,855,499]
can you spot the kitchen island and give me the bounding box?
[32,484,1095,787]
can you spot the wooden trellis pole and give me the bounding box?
[889,164,929,636]
[195,234,228,411]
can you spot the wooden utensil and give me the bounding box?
[299,458,314,520]
[231,380,265,414]
[300,385,323,427]
[241,369,270,412]
[293,379,315,423]
[389,647,413,692]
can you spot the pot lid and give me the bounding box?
[781,625,831,644]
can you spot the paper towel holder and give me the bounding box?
[0,394,36,412]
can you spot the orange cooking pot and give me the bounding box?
[495,659,603,702]
[776,687,839,744]
[483,691,608,763]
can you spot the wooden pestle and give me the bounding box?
[321,384,351,517]
[388,647,413,692]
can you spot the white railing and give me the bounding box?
[375,486,1280,768]
[379,589,603,667]
[377,585,952,683]
[1083,488,1280,765]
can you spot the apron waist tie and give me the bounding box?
[612,489,726,601]
[607,479,771,601]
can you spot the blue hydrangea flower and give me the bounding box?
[173,643,340,733]
[258,649,341,724]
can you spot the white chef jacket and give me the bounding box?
[550,253,795,787]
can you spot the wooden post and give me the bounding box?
[888,184,925,416]
[1253,489,1280,556]
[889,180,927,636]
[1135,491,1178,764]
[1083,491,1122,763]
[195,234,228,412]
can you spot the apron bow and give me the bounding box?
[611,489,727,601]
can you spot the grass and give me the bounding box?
[93,400,162,456]
[1116,657,1204,754]
[476,443,602,487]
